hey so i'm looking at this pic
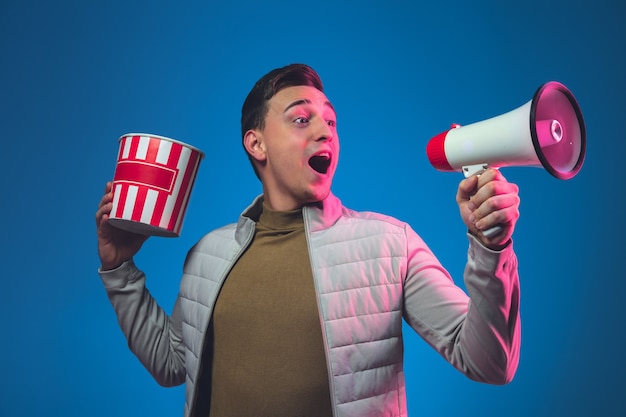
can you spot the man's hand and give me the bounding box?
[96,182,148,270]
[456,169,520,250]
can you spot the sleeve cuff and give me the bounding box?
[466,232,516,273]
[98,258,142,290]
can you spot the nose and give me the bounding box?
[315,119,335,143]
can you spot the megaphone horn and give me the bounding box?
[426,81,586,180]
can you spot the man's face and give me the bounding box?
[247,85,339,211]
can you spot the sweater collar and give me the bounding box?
[238,192,343,235]
[258,202,304,231]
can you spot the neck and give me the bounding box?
[261,188,308,212]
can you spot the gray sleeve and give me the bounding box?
[402,230,521,385]
[98,259,186,387]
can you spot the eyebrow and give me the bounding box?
[284,98,336,114]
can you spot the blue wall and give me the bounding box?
[1,0,623,415]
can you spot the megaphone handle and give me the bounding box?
[462,164,504,238]
[481,225,503,238]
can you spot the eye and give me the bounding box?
[294,116,309,125]
[326,119,336,127]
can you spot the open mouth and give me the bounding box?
[308,152,332,174]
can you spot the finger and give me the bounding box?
[465,169,497,208]
[475,168,504,188]
[96,185,114,226]
[98,182,115,208]
[95,202,112,228]
[472,193,520,230]
[98,193,112,210]
[471,176,518,210]
[456,174,479,203]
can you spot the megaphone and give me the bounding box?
[426,81,586,179]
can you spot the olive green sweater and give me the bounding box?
[208,204,332,416]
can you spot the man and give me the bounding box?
[96,63,521,417]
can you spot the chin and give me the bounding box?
[309,187,331,203]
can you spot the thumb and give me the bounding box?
[457,175,478,202]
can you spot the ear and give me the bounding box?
[243,130,267,162]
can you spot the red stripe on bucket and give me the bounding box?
[168,149,201,233]
[113,183,128,219]
[113,161,176,192]
[151,142,183,228]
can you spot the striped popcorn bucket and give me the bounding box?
[108,133,204,237]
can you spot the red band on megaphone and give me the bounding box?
[426,130,454,171]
